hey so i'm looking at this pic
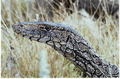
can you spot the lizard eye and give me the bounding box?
[20,25,24,27]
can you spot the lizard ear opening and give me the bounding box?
[45,26,51,31]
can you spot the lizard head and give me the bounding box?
[12,21,69,43]
[12,21,54,42]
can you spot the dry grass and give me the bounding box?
[1,0,119,78]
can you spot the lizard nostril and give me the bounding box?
[12,24,17,28]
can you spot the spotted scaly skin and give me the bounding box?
[12,21,119,78]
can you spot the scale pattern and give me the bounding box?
[12,21,119,78]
